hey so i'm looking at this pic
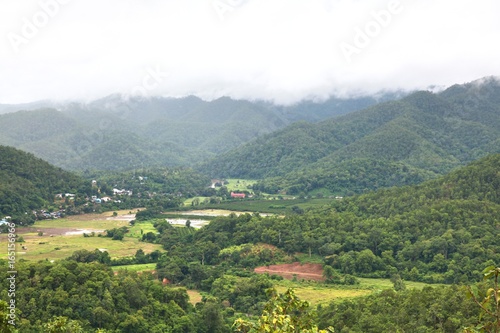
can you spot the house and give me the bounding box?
[113,188,133,196]
[211,179,225,188]
[230,192,246,199]
[63,193,75,201]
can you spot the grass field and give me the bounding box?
[34,216,127,230]
[183,196,210,206]
[273,277,441,306]
[186,290,203,305]
[5,211,162,261]
[357,277,441,291]
[202,198,334,213]
[113,263,157,272]
[15,234,162,261]
[294,253,325,264]
[166,209,270,217]
[274,281,371,306]
[179,178,338,214]
[127,221,157,238]
[163,213,217,220]
[225,179,258,193]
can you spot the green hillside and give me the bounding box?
[0,145,89,222]
[168,154,500,285]
[1,153,498,332]
[202,78,500,195]
[0,95,384,171]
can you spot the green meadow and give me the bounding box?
[8,211,162,261]
[224,178,258,193]
[273,277,442,306]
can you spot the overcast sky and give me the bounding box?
[1,0,499,104]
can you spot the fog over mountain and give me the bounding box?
[201,76,500,194]
[0,92,399,170]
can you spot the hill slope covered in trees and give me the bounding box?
[169,154,500,285]
[0,94,390,171]
[202,77,500,195]
[0,145,89,222]
[1,154,498,332]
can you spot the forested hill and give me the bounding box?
[338,153,500,217]
[0,94,389,171]
[0,145,88,220]
[186,154,500,284]
[201,77,500,195]
[321,153,500,282]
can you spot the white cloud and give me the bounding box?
[0,0,499,104]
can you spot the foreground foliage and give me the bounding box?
[233,288,334,333]
[465,266,500,333]
[0,260,198,332]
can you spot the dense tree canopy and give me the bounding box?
[0,145,90,222]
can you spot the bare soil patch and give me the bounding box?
[171,209,273,217]
[254,262,325,281]
[106,214,136,221]
[15,226,105,237]
[16,227,81,236]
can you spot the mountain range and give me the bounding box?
[0,94,392,171]
[202,77,500,195]
[1,76,499,197]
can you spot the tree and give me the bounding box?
[233,288,334,333]
[43,316,84,333]
[197,298,227,333]
[135,249,148,264]
[465,266,500,333]
[323,265,339,284]
[390,274,406,291]
[0,301,17,333]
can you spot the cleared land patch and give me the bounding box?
[224,178,257,194]
[4,211,162,261]
[113,263,157,273]
[186,290,203,305]
[254,262,325,281]
[274,282,371,306]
